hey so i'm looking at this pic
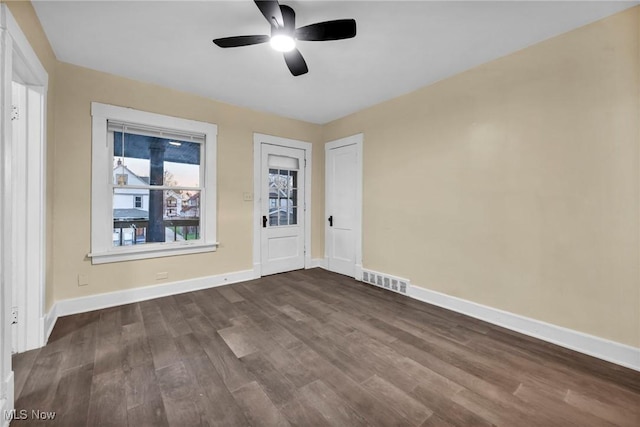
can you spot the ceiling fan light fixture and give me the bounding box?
[270,34,295,52]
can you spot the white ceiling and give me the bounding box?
[33,1,637,124]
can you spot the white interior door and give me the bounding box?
[325,135,363,278]
[260,144,306,275]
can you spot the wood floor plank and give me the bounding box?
[120,303,142,326]
[122,321,153,370]
[156,361,204,426]
[156,296,193,338]
[288,344,413,427]
[218,286,246,303]
[147,334,181,370]
[124,361,169,427]
[60,317,98,371]
[411,384,493,427]
[217,324,261,359]
[16,269,640,427]
[292,379,369,427]
[15,349,65,410]
[182,350,250,426]
[50,362,94,426]
[239,351,298,407]
[361,375,433,426]
[11,347,41,400]
[513,382,618,427]
[232,381,291,427]
[185,315,255,393]
[564,389,640,427]
[87,368,128,427]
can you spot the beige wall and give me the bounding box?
[4,0,57,310]
[53,62,324,302]
[324,7,640,347]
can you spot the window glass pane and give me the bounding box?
[112,189,200,246]
[268,169,299,228]
[113,131,200,187]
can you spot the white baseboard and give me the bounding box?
[309,258,328,269]
[44,305,57,343]
[1,371,14,427]
[354,264,363,281]
[45,269,258,338]
[408,284,640,372]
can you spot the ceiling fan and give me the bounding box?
[213,0,356,76]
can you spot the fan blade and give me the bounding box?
[213,35,270,48]
[295,19,356,41]
[283,48,308,76]
[280,5,296,32]
[254,0,284,28]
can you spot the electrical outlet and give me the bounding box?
[156,272,169,280]
[78,274,89,287]
[243,192,253,201]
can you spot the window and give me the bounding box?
[268,168,298,226]
[90,103,217,264]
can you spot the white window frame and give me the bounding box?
[89,102,218,264]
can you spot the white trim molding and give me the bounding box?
[45,269,258,331]
[44,305,57,343]
[309,258,328,269]
[252,133,312,277]
[0,371,13,427]
[409,283,640,371]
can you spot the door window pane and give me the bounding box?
[268,168,298,227]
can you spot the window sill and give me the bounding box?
[88,242,219,265]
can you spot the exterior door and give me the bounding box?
[325,135,363,278]
[260,144,306,275]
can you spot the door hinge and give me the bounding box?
[11,105,19,121]
[11,307,18,325]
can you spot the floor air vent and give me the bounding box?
[362,270,409,295]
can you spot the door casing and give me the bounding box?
[1,3,48,418]
[253,133,312,277]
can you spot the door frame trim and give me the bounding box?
[253,133,312,277]
[1,3,48,419]
[324,133,363,279]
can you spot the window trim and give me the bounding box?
[89,102,218,264]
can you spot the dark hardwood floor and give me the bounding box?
[12,268,640,426]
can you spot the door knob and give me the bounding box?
[328,215,333,227]
[262,215,268,228]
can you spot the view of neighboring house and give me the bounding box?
[181,192,200,218]
[112,161,193,245]
[164,190,183,218]
[113,161,150,219]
